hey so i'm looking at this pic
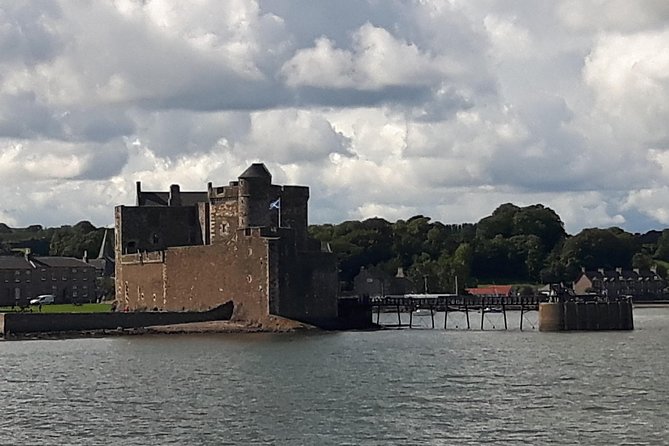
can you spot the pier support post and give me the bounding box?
[538,302,563,331]
[480,299,485,330]
[502,300,507,330]
[465,299,470,329]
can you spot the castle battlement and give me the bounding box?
[114,163,338,327]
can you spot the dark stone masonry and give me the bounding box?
[115,163,340,328]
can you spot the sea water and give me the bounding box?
[1,307,667,445]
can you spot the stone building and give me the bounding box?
[353,266,415,297]
[0,253,96,306]
[114,163,339,327]
[573,267,666,300]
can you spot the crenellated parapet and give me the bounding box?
[114,162,339,328]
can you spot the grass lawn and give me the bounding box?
[0,303,113,313]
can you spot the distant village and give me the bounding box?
[1,164,669,322]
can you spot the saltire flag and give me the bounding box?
[269,198,281,210]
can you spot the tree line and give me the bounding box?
[0,221,109,258]
[3,203,669,293]
[308,203,669,293]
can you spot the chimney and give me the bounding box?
[136,181,142,206]
[615,267,622,274]
[396,267,405,278]
[83,250,89,263]
[168,184,181,206]
[581,266,586,273]
[597,268,605,274]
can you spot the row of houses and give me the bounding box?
[352,266,667,301]
[0,230,115,306]
[572,266,665,300]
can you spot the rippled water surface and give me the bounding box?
[1,307,668,445]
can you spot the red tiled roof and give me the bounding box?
[466,285,513,296]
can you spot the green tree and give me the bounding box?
[561,227,637,277]
[632,253,653,270]
[539,246,567,283]
[511,204,566,250]
[476,203,519,239]
[452,243,473,286]
[49,221,105,258]
[654,229,669,261]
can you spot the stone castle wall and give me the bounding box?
[114,164,339,328]
[115,206,202,254]
[117,232,273,324]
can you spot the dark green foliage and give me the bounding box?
[632,252,653,270]
[560,227,637,276]
[96,277,116,300]
[309,203,669,291]
[0,220,109,258]
[476,203,566,251]
[3,202,668,292]
[0,224,56,255]
[49,221,106,257]
[311,215,480,292]
[476,203,519,239]
[654,230,669,261]
[470,204,567,282]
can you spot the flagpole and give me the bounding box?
[270,198,281,228]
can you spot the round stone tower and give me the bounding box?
[238,163,272,229]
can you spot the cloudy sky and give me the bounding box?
[1,0,668,234]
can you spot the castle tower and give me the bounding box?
[238,163,272,229]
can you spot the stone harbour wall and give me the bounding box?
[0,301,233,336]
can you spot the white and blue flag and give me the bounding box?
[269,198,281,210]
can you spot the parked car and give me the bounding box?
[29,294,55,305]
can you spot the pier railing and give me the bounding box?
[358,293,634,331]
[366,294,548,330]
[370,294,547,310]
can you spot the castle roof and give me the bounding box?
[137,191,208,206]
[239,163,271,180]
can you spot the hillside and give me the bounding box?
[0,221,111,258]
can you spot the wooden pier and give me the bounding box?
[367,294,633,331]
[370,294,547,330]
